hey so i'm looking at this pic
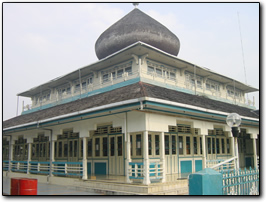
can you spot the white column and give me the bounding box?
[233,137,239,169]
[50,137,54,177]
[8,136,13,172]
[143,131,150,185]
[27,143,32,174]
[126,132,132,183]
[252,136,258,169]
[202,134,207,169]
[160,132,166,183]
[82,137,88,180]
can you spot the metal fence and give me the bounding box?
[4,160,83,177]
[221,167,259,195]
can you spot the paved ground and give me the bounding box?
[2,177,100,195]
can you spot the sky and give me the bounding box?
[2,2,260,121]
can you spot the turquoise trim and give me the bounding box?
[52,161,82,165]
[129,162,144,166]
[140,77,256,110]
[22,77,140,115]
[30,170,49,174]
[129,176,144,179]
[144,103,259,126]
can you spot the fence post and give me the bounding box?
[189,168,223,195]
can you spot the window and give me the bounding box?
[88,139,92,157]
[206,79,220,93]
[103,74,109,83]
[117,136,123,156]
[58,142,62,157]
[80,139,83,158]
[69,141,73,157]
[186,137,191,155]
[179,136,183,155]
[117,69,123,78]
[95,138,100,157]
[155,135,160,155]
[156,68,162,77]
[216,138,220,154]
[207,138,211,154]
[75,84,80,93]
[82,82,86,90]
[199,137,202,154]
[172,135,176,155]
[194,137,198,154]
[111,72,116,80]
[67,87,71,94]
[125,67,132,75]
[74,140,78,157]
[227,139,230,154]
[148,135,152,155]
[221,139,225,154]
[110,137,115,156]
[64,142,68,157]
[130,135,133,156]
[148,66,154,75]
[103,137,108,156]
[136,134,142,156]
[87,77,93,85]
[170,72,176,81]
[212,138,215,154]
[165,135,169,155]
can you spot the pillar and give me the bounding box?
[27,143,32,174]
[160,132,166,182]
[143,131,150,185]
[82,137,87,180]
[202,134,207,169]
[251,135,258,169]
[125,132,132,183]
[8,136,13,172]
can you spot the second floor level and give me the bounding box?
[18,42,258,114]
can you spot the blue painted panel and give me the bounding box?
[181,160,192,173]
[195,160,203,172]
[94,162,106,175]
[87,162,91,175]
[245,157,253,168]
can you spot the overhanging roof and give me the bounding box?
[4,82,259,132]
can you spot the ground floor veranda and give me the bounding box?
[3,111,259,186]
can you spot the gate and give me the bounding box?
[221,168,259,195]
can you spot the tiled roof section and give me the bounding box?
[142,83,259,119]
[3,82,145,129]
[3,82,258,129]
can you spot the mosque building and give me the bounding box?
[3,4,259,192]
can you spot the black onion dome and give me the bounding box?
[95,8,180,60]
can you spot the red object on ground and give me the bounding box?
[10,178,21,195]
[18,178,38,195]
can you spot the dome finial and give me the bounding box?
[133,3,139,9]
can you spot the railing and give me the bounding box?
[52,162,83,176]
[129,162,144,180]
[4,160,83,177]
[221,167,259,195]
[3,160,10,171]
[29,161,50,175]
[128,161,163,181]
[149,161,163,180]
[11,161,28,172]
[210,156,236,172]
